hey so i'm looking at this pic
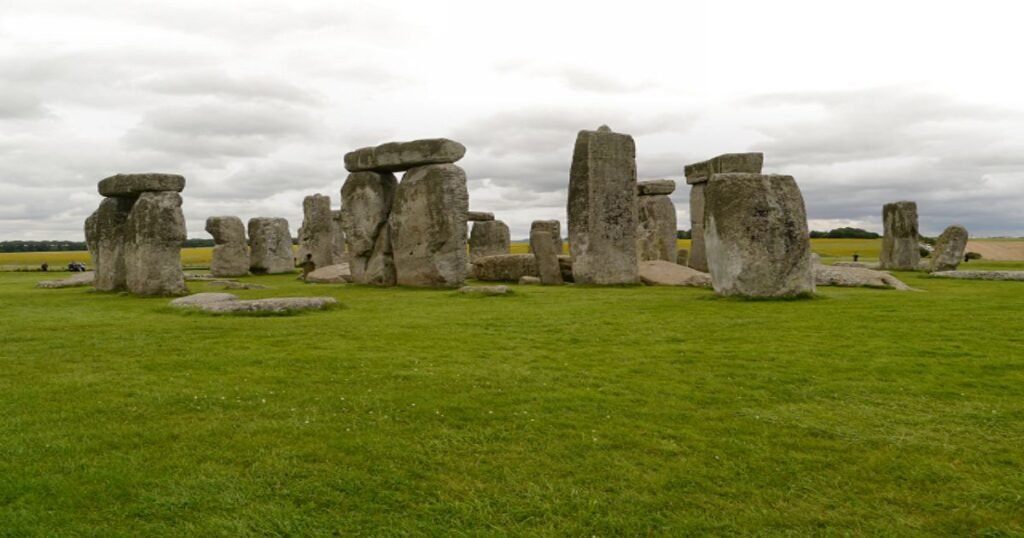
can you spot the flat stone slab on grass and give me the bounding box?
[170,292,240,307]
[814,265,912,290]
[930,271,1024,281]
[36,272,95,289]
[638,261,712,287]
[457,285,510,296]
[170,293,337,313]
[207,280,270,290]
[98,173,186,197]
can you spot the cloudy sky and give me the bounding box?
[2,0,1022,240]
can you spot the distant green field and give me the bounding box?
[1,266,1022,535]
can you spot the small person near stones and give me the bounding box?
[853,253,860,262]
[41,262,48,272]
[299,254,316,280]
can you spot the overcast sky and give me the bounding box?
[2,0,1022,240]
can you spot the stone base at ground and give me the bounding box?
[638,261,712,287]
[930,271,1024,281]
[305,263,352,283]
[472,254,537,282]
[814,265,912,290]
[36,272,95,289]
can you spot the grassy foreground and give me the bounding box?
[1,268,1022,536]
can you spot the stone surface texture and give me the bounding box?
[930,271,1024,281]
[331,210,347,264]
[638,260,712,287]
[469,220,511,261]
[529,220,562,255]
[247,217,294,274]
[636,194,677,262]
[930,225,969,272]
[467,211,495,222]
[880,201,920,270]
[122,191,187,295]
[206,216,249,277]
[814,264,912,290]
[305,263,352,283]
[298,194,335,269]
[676,248,689,266]
[685,153,763,272]
[458,285,509,295]
[169,292,239,307]
[530,230,563,285]
[472,254,538,282]
[90,197,134,291]
[344,138,466,173]
[703,173,815,298]
[341,171,397,286]
[98,173,186,197]
[37,272,95,289]
[636,179,676,196]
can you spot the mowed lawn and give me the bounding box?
[1,263,1023,535]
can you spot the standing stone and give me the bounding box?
[930,225,969,272]
[84,210,99,271]
[205,216,249,277]
[248,217,294,274]
[123,191,187,295]
[684,153,763,272]
[341,171,397,286]
[677,248,689,266]
[89,197,135,291]
[389,164,469,287]
[331,210,347,264]
[636,180,678,262]
[880,201,920,270]
[530,230,563,285]
[567,125,639,284]
[299,194,335,268]
[469,220,511,261]
[529,220,562,255]
[344,138,466,173]
[703,173,814,298]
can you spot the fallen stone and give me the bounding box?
[123,191,187,296]
[341,171,397,285]
[200,297,337,313]
[344,138,466,173]
[457,285,509,295]
[468,211,495,222]
[637,179,676,196]
[518,276,541,285]
[469,220,511,261]
[473,254,537,282]
[637,194,677,262]
[814,265,912,290]
[248,217,295,274]
[305,263,352,284]
[880,201,920,270]
[36,272,95,289]
[638,260,712,287]
[531,230,563,285]
[206,216,249,277]
[207,280,269,290]
[529,220,562,255]
[930,271,1024,281]
[169,292,239,307]
[98,173,186,197]
[930,225,969,272]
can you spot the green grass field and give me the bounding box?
[1,261,1022,535]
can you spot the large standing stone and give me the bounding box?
[530,230,563,285]
[98,173,186,197]
[567,125,639,284]
[469,220,511,261]
[122,191,187,295]
[205,216,249,277]
[703,173,814,298]
[930,224,968,272]
[341,171,398,285]
[636,182,677,262]
[344,138,466,173]
[389,164,469,287]
[89,197,135,291]
[529,220,562,255]
[248,217,294,274]
[684,153,763,272]
[298,194,335,268]
[880,201,920,270]
[331,210,347,264]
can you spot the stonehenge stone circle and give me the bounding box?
[468,211,495,222]
[703,173,815,298]
[880,201,920,270]
[530,230,563,285]
[684,153,763,272]
[299,194,335,268]
[636,179,677,263]
[567,125,639,284]
[469,220,511,261]
[389,163,469,287]
[529,220,562,255]
[341,171,398,286]
[248,217,294,274]
[930,225,969,272]
[205,216,249,277]
[344,138,466,173]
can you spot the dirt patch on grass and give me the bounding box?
[965,240,1024,260]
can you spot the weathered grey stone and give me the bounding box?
[305,263,352,284]
[468,211,495,222]
[344,138,466,173]
[341,171,397,286]
[930,270,1024,281]
[298,194,335,269]
[469,220,511,261]
[676,248,689,266]
[703,173,815,298]
[84,211,99,266]
[207,280,269,290]
[684,153,764,185]
[529,220,562,255]
[205,216,249,277]
[688,184,707,272]
[247,217,294,274]
[638,260,712,287]
[880,201,920,270]
[637,179,676,196]
[169,292,239,307]
[37,272,95,289]
[121,191,186,296]
[458,285,509,295]
[930,225,969,272]
[98,173,186,197]
[518,276,541,285]
[557,255,575,283]
[531,230,563,285]
[331,210,346,264]
[637,194,677,262]
[473,254,537,282]
[196,296,337,313]
[814,265,912,290]
[567,126,639,284]
[389,164,468,287]
[89,197,134,291]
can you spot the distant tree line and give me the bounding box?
[0,238,216,252]
[676,230,692,239]
[809,227,880,239]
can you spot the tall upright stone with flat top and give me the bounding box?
[567,125,638,284]
[684,153,763,271]
[530,230,563,285]
[88,197,135,291]
[880,201,920,270]
[469,220,511,261]
[636,179,678,262]
[206,216,249,277]
[930,225,969,272]
[123,191,187,295]
[298,194,335,268]
[248,218,294,274]
[341,171,397,285]
[529,220,562,255]
[703,173,814,298]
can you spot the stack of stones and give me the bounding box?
[296,193,338,268]
[683,153,763,272]
[84,173,187,295]
[248,217,294,274]
[880,201,920,270]
[636,179,678,262]
[341,138,469,287]
[930,224,969,272]
[205,216,249,277]
[529,220,562,255]
[530,227,563,285]
[468,211,511,261]
[567,125,639,284]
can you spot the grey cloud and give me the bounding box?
[0,91,50,119]
[496,60,656,94]
[138,71,322,105]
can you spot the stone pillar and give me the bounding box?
[298,194,334,268]
[684,153,763,272]
[89,197,134,291]
[636,179,678,262]
[469,220,511,261]
[341,171,398,285]
[123,191,187,295]
[930,225,968,272]
[331,209,347,265]
[248,217,294,274]
[530,230,563,285]
[567,125,638,285]
[206,216,249,277]
[880,201,920,270]
[529,220,562,255]
[703,173,814,298]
